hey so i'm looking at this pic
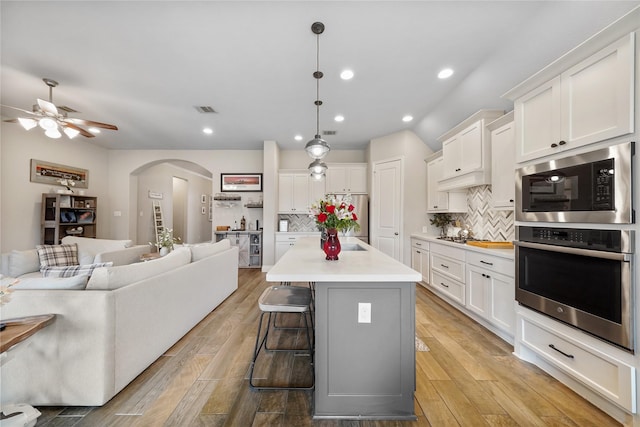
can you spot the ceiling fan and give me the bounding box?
[2,78,118,139]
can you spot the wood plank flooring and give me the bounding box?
[33,269,621,426]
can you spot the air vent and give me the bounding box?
[195,106,217,114]
[322,130,337,136]
[58,105,78,113]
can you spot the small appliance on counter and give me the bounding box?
[279,219,289,232]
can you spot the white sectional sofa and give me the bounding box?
[0,238,239,406]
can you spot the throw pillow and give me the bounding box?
[41,262,113,278]
[36,243,79,268]
[8,249,40,277]
[12,274,89,290]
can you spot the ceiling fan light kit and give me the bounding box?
[3,77,118,140]
[306,21,331,176]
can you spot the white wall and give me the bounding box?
[1,124,110,251]
[369,130,433,265]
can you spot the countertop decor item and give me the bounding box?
[323,228,341,260]
[429,213,453,237]
[309,194,360,233]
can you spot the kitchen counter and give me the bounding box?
[410,232,514,260]
[267,236,418,420]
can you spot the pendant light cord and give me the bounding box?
[316,31,320,136]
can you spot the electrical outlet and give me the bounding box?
[358,302,371,323]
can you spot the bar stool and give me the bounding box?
[249,286,314,390]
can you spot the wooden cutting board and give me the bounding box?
[466,241,514,249]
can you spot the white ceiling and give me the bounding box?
[1,1,639,152]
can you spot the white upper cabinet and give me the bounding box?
[437,110,504,191]
[426,156,466,213]
[488,112,515,210]
[326,163,367,194]
[514,33,635,163]
[278,172,312,213]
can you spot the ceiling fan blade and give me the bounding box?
[64,117,118,130]
[62,122,94,138]
[0,104,39,116]
[37,98,59,115]
[3,118,19,123]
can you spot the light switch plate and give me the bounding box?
[358,302,371,323]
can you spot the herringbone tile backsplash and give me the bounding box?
[452,185,515,241]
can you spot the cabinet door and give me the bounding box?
[275,241,294,262]
[278,174,294,212]
[441,135,461,179]
[466,267,489,318]
[427,157,448,212]
[419,250,429,284]
[309,175,326,206]
[515,76,562,163]
[561,33,634,149]
[459,121,483,172]
[292,174,309,212]
[489,272,515,335]
[347,166,367,193]
[490,121,515,209]
[326,166,347,193]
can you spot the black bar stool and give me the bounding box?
[249,286,314,390]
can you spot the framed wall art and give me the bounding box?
[220,173,262,192]
[30,159,89,189]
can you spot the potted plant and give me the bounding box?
[153,228,180,255]
[430,213,453,237]
[309,195,360,260]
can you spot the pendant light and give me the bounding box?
[305,21,330,164]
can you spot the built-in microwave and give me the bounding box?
[516,141,634,224]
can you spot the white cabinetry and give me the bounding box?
[279,171,325,213]
[465,251,515,336]
[275,233,318,262]
[326,163,367,194]
[513,33,634,163]
[426,156,466,213]
[411,238,429,285]
[488,112,515,209]
[429,243,466,305]
[437,110,504,191]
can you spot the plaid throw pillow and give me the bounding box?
[41,262,113,278]
[36,243,79,268]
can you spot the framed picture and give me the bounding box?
[221,173,262,192]
[30,159,89,189]
[76,210,95,224]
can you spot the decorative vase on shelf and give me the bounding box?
[159,246,170,256]
[323,228,341,261]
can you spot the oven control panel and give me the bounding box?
[517,226,628,252]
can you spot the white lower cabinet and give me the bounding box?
[517,309,636,413]
[429,243,465,304]
[466,265,515,336]
[410,238,429,285]
[275,233,318,263]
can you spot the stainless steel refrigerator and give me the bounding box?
[331,194,369,244]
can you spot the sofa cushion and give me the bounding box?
[36,244,79,268]
[61,236,133,265]
[41,262,113,278]
[190,239,231,262]
[86,247,191,290]
[8,249,40,277]
[13,274,89,290]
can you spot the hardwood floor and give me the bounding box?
[33,269,621,426]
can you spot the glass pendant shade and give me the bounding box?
[310,172,325,180]
[18,118,38,130]
[305,135,330,159]
[38,117,57,131]
[308,158,327,175]
[45,128,62,139]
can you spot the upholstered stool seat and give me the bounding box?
[249,286,314,390]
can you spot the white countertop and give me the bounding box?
[267,237,422,283]
[410,232,515,260]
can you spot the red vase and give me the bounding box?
[323,228,341,260]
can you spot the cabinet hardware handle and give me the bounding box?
[416,250,421,254]
[509,199,514,203]
[480,260,493,266]
[440,282,449,288]
[551,143,558,148]
[416,243,422,246]
[441,264,449,268]
[558,140,567,146]
[549,344,574,359]
[433,205,438,208]
[394,232,399,235]
[455,168,461,172]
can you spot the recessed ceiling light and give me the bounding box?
[202,127,213,135]
[294,134,303,141]
[334,115,345,122]
[438,68,454,79]
[88,127,101,134]
[340,69,354,80]
[402,115,413,123]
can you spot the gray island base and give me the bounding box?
[267,237,420,420]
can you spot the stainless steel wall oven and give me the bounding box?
[515,226,634,351]
[516,141,634,224]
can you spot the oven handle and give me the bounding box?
[514,241,631,262]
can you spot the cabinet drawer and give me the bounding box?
[466,251,514,277]
[431,271,465,305]
[431,253,465,282]
[521,318,635,412]
[411,238,429,250]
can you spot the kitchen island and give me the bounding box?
[267,237,421,420]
